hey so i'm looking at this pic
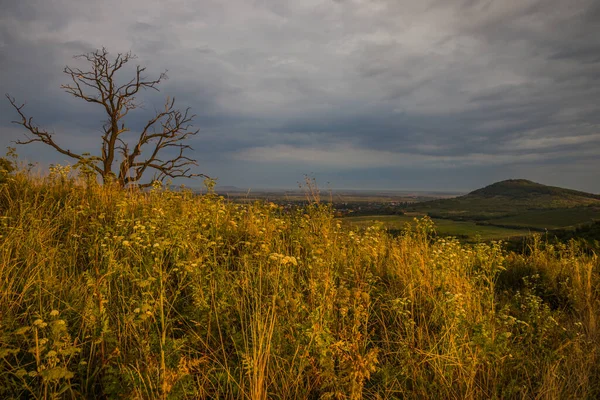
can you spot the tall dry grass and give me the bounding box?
[0,167,598,398]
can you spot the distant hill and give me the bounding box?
[410,179,600,221]
[469,179,600,201]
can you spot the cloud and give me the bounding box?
[0,0,599,191]
[502,133,600,152]
[233,142,569,169]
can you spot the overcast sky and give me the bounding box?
[1,0,599,192]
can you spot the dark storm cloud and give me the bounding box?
[0,0,599,190]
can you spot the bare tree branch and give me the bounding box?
[5,48,206,187]
[5,94,104,176]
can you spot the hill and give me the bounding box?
[469,179,600,202]
[410,179,600,222]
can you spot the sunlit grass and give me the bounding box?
[342,214,528,241]
[0,168,598,398]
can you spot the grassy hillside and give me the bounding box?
[410,179,600,224]
[470,179,600,201]
[0,172,599,399]
[487,208,600,230]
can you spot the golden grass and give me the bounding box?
[0,170,598,398]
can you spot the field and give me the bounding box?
[219,188,444,205]
[489,207,600,230]
[0,171,599,399]
[342,214,529,241]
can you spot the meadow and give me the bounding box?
[0,168,599,399]
[489,208,600,230]
[342,214,528,241]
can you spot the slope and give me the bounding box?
[410,179,600,223]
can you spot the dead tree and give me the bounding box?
[6,47,206,187]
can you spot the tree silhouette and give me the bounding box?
[6,48,206,187]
